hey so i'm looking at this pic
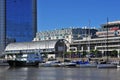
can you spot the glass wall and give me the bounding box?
[6,0,37,42]
[0,0,6,53]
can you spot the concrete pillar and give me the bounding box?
[81,46,83,51]
[95,46,96,50]
[87,46,90,52]
[117,50,120,58]
[102,50,104,57]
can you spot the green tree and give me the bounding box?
[111,50,118,57]
[65,51,72,58]
[82,51,87,57]
[90,49,99,57]
[76,50,81,58]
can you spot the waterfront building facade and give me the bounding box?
[5,21,120,58]
[71,21,120,57]
[96,21,120,37]
[5,39,70,59]
[33,28,97,43]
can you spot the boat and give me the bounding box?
[58,62,76,67]
[117,65,120,68]
[58,59,76,67]
[97,63,117,69]
[97,60,117,68]
[39,59,60,67]
[5,51,43,67]
[78,63,97,68]
[117,61,120,68]
[73,60,97,68]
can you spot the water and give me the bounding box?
[0,66,120,80]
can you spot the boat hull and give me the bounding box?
[7,60,39,67]
[97,64,117,69]
[78,64,97,68]
[58,62,76,67]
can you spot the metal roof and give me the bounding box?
[5,40,58,51]
[101,21,120,27]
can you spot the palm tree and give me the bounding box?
[90,49,99,57]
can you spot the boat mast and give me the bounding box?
[88,20,91,53]
[106,18,109,62]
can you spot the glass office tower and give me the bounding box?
[6,0,37,42]
[0,0,6,54]
[0,0,37,54]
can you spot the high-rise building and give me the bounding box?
[0,0,6,54]
[6,0,37,42]
[0,0,37,54]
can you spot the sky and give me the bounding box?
[37,0,120,32]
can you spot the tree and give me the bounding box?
[111,50,118,57]
[65,51,72,58]
[82,51,87,57]
[90,49,100,57]
[76,50,81,58]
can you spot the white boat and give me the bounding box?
[58,62,76,67]
[97,64,117,69]
[58,59,76,67]
[117,65,120,68]
[117,61,120,68]
[39,59,60,67]
[78,63,97,68]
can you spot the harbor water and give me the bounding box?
[0,66,120,80]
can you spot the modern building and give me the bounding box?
[96,21,120,37]
[71,21,120,57]
[33,28,97,43]
[6,0,37,42]
[5,21,120,58]
[0,0,37,54]
[5,39,70,59]
[0,0,6,54]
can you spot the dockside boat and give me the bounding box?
[117,61,120,68]
[5,51,43,67]
[58,62,76,67]
[97,63,117,68]
[58,59,76,67]
[97,61,117,68]
[39,59,60,67]
[73,60,97,68]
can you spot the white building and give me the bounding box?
[33,28,97,43]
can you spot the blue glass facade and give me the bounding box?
[0,0,6,53]
[6,0,37,42]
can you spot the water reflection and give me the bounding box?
[0,66,120,80]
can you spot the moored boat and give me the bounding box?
[117,65,120,68]
[58,59,76,67]
[58,62,76,67]
[97,63,117,69]
[5,52,43,67]
[39,59,60,67]
[73,60,97,68]
[117,61,120,68]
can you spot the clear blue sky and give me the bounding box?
[37,0,120,32]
